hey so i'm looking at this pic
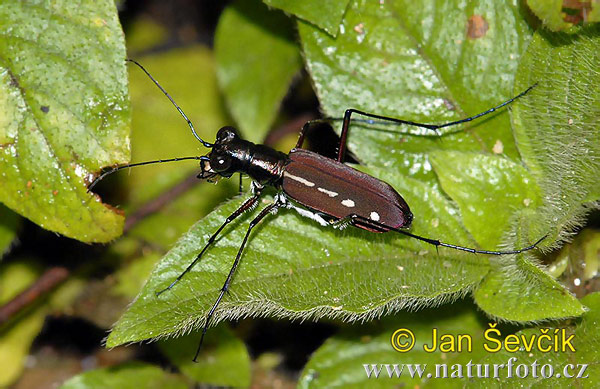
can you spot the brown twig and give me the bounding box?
[123,172,200,233]
[0,266,69,325]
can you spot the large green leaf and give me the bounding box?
[471,25,600,322]
[299,0,532,179]
[263,0,350,37]
[0,0,130,243]
[511,25,600,247]
[215,0,302,142]
[108,180,490,345]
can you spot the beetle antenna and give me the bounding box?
[88,156,208,192]
[126,59,213,148]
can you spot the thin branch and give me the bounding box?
[0,267,68,325]
[123,172,200,233]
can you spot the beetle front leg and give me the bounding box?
[193,201,280,362]
[155,190,263,297]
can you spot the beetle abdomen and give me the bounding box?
[282,149,412,232]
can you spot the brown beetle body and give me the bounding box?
[282,149,412,232]
[200,128,413,233]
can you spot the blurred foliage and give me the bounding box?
[0,260,43,387]
[158,326,251,387]
[215,0,302,142]
[526,0,600,31]
[0,0,599,388]
[0,260,84,386]
[59,362,188,389]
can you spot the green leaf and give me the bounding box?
[298,304,488,388]
[108,168,489,346]
[468,26,599,323]
[430,151,542,248]
[526,0,572,31]
[511,25,600,248]
[0,204,19,258]
[299,0,532,179]
[158,326,251,387]
[474,250,585,321]
[263,0,350,37]
[0,0,130,243]
[59,362,187,389]
[215,0,302,142]
[467,293,600,387]
[299,295,600,387]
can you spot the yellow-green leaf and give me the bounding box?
[0,0,130,243]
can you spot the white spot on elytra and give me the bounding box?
[341,199,355,208]
[284,171,315,187]
[317,187,338,197]
[370,211,380,221]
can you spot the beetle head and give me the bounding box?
[198,126,243,180]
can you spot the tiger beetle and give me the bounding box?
[91,60,543,362]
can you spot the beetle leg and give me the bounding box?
[347,214,546,255]
[194,201,280,362]
[238,173,244,195]
[294,119,335,150]
[335,85,537,162]
[155,189,263,297]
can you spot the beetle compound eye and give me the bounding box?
[211,154,232,172]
